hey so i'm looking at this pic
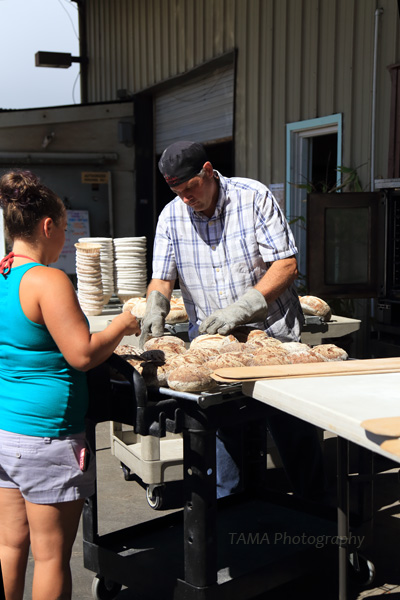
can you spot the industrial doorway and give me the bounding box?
[137,55,236,280]
[286,114,342,284]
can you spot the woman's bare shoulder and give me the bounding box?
[23,265,75,294]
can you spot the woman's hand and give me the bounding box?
[113,310,141,337]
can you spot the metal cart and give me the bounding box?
[110,424,183,508]
[83,353,372,600]
[108,315,362,509]
[109,321,190,509]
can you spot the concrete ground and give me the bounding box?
[21,423,400,600]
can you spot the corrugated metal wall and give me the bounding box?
[85,0,400,189]
[154,62,234,153]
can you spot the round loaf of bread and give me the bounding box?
[125,297,148,318]
[251,346,289,366]
[166,297,188,324]
[123,296,188,323]
[140,349,168,363]
[280,342,311,354]
[144,336,186,351]
[166,353,204,369]
[220,334,241,347]
[167,365,218,392]
[122,297,145,314]
[258,337,283,346]
[187,348,220,360]
[134,362,170,387]
[225,351,254,366]
[247,329,269,341]
[148,344,187,361]
[190,333,238,351]
[218,341,248,354]
[114,343,138,357]
[113,344,143,367]
[230,326,269,342]
[251,354,288,366]
[312,344,348,361]
[205,354,247,370]
[299,296,332,321]
[286,350,325,364]
[245,337,283,352]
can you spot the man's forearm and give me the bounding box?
[146,278,175,300]
[254,257,298,303]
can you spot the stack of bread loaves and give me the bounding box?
[114,329,348,393]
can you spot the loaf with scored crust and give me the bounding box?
[167,365,218,392]
[250,346,290,366]
[205,353,248,370]
[190,333,238,351]
[299,296,332,321]
[123,296,188,324]
[312,343,348,361]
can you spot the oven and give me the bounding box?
[304,187,400,357]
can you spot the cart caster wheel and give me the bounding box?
[146,485,163,510]
[349,552,376,586]
[91,575,122,600]
[120,462,134,481]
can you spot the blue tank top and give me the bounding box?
[0,263,89,437]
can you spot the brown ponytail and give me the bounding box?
[0,170,65,240]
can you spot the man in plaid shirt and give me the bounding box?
[140,141,325,499]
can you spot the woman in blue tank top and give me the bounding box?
[0,170,141,600]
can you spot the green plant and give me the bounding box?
[290,163,366,194]
[288,214,306,229]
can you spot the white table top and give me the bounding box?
[243,373,400,464]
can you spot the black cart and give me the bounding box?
[83,354,371,600]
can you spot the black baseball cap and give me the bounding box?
[158,140,208,187]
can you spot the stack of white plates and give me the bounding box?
[78,237,114,305]
[113,236,147,302]
[74,243,104,316]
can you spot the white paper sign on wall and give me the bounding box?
[51,210,90,274]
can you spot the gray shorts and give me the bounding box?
[0,428,96,504]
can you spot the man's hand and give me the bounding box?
[199,289,268,336]
[138,290,170,348]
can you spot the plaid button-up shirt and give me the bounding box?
[152,172,304,341]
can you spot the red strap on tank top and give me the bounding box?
[0,252,36,275]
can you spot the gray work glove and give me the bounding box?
[198,289,268,336]
[138,290,170,349]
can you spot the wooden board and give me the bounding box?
[360,418,400,458]
[361,417,400,437]
[381,439,400,456]
[211,357,400,383]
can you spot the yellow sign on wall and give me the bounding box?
[81,172,109,184]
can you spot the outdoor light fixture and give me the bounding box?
[35,51,85,69]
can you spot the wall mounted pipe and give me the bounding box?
[0,152,118,165]
[371,7,384,192]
